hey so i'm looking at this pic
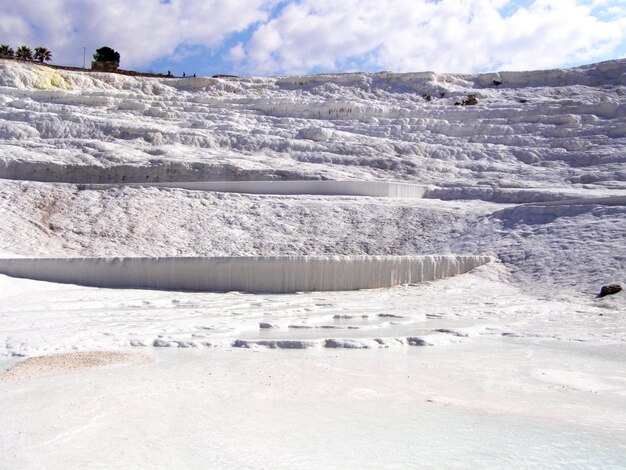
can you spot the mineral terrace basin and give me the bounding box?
[2,347,626,469]
[1,260,625,467]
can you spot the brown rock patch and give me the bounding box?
[0,351,151,383]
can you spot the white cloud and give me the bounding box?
[0,0,278,68]
[0,0,624,74]
[237,0,626,74]
[228,42,246,61]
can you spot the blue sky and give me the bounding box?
[1,0,625,77]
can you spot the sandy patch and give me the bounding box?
[0,351,152,383]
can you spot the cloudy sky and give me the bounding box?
[1,0,625,76]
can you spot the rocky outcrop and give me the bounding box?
[598,284,622,298]
[455,94,478,106]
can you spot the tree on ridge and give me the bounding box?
[15,45,33,60]
[93,46,120,64]
[34,47,52,62]
[92,46,121,72]
[0,45,14,58]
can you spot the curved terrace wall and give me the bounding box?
[138,180,427,198]
[0,255,491,293]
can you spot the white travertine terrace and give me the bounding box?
[0,255,491,293]
[141,180,427,198]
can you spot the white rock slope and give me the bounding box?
[0,58,624,293]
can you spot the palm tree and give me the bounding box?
[15,45,33,61]
[34,47,52,62]
[0,45,14,58]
